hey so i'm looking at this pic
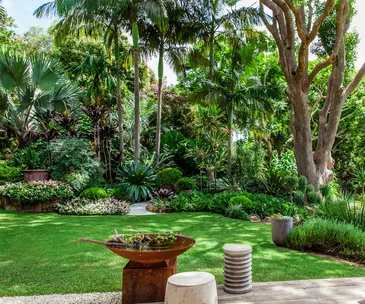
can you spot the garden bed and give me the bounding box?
[0,196,58,213]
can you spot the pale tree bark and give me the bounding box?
[260,0,365,189]
[132,21,141,162]
[114,30,124,162]
[155,43,164,157]
[133,48,141,162]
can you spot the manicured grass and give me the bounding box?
[1,210,365,296]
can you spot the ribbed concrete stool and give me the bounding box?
[223,244,252,294]
[165,272,218,304]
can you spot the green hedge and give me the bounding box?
[287,219,365,264]
[157,168,182,185]
[170,190,297,218]
[80,187,108,200]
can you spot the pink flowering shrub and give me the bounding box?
[56,198,130,215]
[0,181,74,204]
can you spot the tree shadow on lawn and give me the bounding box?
[1,211,365,296]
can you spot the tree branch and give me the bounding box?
[309,0,336,42]
[343,63,365,100]
[308,55,336,84]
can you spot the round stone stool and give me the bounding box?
[165,272,218,304]
[223,244,252,294]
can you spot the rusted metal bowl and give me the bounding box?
[105,234,195,264]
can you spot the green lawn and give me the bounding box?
[1,210,365,297]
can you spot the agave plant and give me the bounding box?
[117,162,156,203]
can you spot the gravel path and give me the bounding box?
[127,202,155,215]
[0,292,123,304]
[1,278,365,304]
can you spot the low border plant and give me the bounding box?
[57,198,130,215]
[287,219,365,264]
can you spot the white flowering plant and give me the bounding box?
[0,181,74,204]
[56,198,130,215]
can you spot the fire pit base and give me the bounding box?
[122,258,177,304]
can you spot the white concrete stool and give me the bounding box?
[164,272,218,304]
[223,244,252,294]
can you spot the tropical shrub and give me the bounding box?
[0,162,22,184]
[64,171,91,192]
[157,168,182,185]
[153,189,175,200]
[57,198,130,215]
[229,196,253,211]
[151,198,171,214]
[0,181,74,203]
[170,190,297,218]
[48,137,102,182]
[306,190,322,205]
[117,162,156,202]
[177,177,195,191]
[233,141,266,187]
[226,204,250,221]
[80,187,108,200]
[314,192,365,230]
[170,191,207,212]
[287,219,365,264]
[10,141,49,170]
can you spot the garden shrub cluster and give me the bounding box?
[157,168,182,185]
[0,162,23,184]
[170,190,297,218]
[177,177,195,191]
[80,187,109,200]
[0,181,74,204]
[56,198,130,215]
[225,204,250,221]
[287,219,365,264]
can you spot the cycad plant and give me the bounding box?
[117,162,156,203]
[0,50,82,148]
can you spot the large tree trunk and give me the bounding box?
[132,21,140,162]
[259,0,365,189]
[155,44,164,158]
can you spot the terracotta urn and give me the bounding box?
[271,217,293,247]
[23,170,50,182]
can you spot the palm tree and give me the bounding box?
[34,0,169,162]
[192,34,273,177]
[76,54,115,158]
[138,2,198,157]
[0,50,82,148]
[192,0,263,79]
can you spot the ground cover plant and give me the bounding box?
[56,198,130,216]
[1,210,365,297]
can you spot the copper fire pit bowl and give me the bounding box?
[105,234,195,264]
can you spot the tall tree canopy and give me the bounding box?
[260,0,365,188]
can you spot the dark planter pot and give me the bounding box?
[271,217,293,247]
[160,184,177,192]
[23,170,49,182]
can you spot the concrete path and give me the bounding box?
[127,202,155,215]
[1,278,365,304]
